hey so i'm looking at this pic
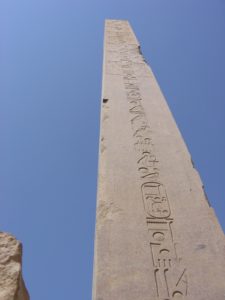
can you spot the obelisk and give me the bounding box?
[92,19,225,300]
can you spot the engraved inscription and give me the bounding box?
[105,21,188,299]
[142,182,171,218]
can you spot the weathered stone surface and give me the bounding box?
[92,20,225,300]
[0,232,29,300]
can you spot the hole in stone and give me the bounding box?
[103,98,108,103]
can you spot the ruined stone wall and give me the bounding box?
[0,233,29,300]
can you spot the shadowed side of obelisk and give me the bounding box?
[92,20,225,300]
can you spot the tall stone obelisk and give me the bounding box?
[92,20,225,300]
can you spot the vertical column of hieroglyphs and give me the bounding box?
[105,20,188,300]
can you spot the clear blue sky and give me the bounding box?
[0,1,225,299]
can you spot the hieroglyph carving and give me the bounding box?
[106,21,188,299]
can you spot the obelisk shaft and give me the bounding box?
[92,20,225,300]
